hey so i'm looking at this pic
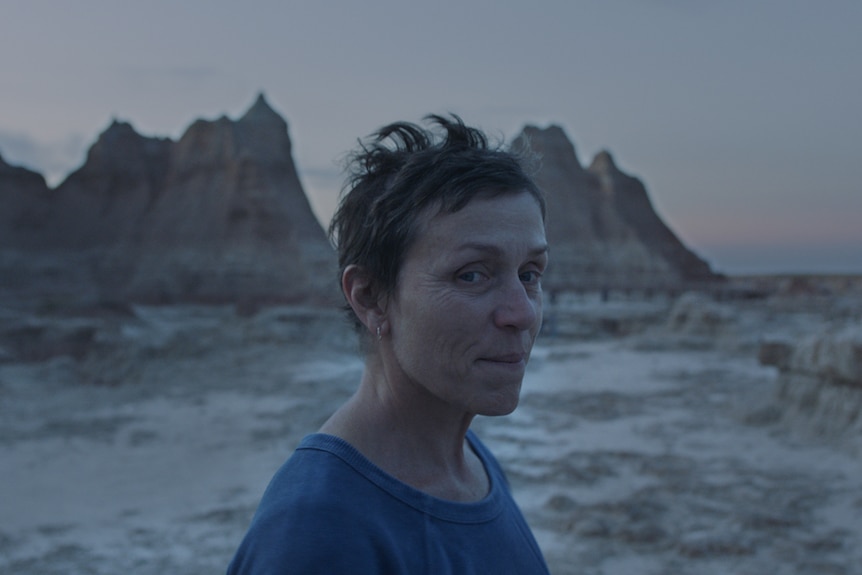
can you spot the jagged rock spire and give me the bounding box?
[513,124,720,289]
[239,92,282,123]
[588,150,618,174]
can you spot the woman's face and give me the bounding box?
[384,191,548,417]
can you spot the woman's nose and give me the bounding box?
[494,277,540,331]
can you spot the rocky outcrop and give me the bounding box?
[666,292,735,336]
[0,155,75,301]
[758,323,862,436]
[114,94,337,306]
[512,125,721,291]
[760,324,862,388]
[0,94,338,308]
[0,154,52,249]
[589,151,716,282]
[46,121,173,250]
[4,108,723,307]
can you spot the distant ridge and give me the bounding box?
[0,94,338,308]
[512,125,721,291]
[1,100,722,308]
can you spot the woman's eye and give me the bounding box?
[520,270,541,284]
[458,271,482,283]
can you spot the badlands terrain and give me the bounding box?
[1,279,861,575]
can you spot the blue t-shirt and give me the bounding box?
[227,431,549,574]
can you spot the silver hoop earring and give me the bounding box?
[376,326,382,341]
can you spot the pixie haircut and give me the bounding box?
[329,114,545,329]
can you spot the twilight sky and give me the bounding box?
[1,0,860,275]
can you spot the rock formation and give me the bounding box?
[113,94,337,306]
[0,154,70,301]
[0,94,338,308]
[759,322,862,436]
[760,324,862,389]
[665,292,735,336]
[512,125,721,291]
[47,121,173,250]
[0,154,52,249]
[4,105,724,307]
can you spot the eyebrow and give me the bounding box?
[455,242,550,257]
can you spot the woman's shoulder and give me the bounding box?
[228,434,422,574]
[228,494,399,574]
[227,432,538,574]
[252,431,509,524]
[256,434,383,514]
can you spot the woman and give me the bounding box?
[228,115,550,574]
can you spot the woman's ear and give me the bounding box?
[342,265,386,333]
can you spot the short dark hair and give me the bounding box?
[329,114,545,329]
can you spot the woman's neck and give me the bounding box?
[319,363,489,502]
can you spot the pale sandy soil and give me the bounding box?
[1,296,860,574]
